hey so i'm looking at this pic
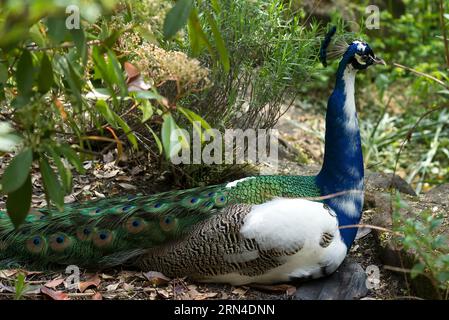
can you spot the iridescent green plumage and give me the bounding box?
[0,175,320,270]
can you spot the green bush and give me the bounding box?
[0,0,323,225]
[393,193,449,299]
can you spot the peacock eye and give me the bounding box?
[190,197,198,204]
[76,226,93,241]
[125,217,146,234]
[93,230,114,247]
[26,235,47,254]
[160,215,176,232]
[49,233,72,252]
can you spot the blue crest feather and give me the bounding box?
[319,26,337,67]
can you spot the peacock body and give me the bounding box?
[0,30,385,285]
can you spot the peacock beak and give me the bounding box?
[373,56,386,66]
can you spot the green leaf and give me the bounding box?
[145,124,163,155]
[1,148,33,194]
[16,50,34,97]
[113,113,138,150]
[14,273,28,300]
[92,46,115,87]
[6,174,31,229]
[206,12,230,73]
[430,217,443,231]
[59,58,83,108]
[45,145,72,194]
[135,90,165,101]
[95,100,137,149]
[139,100,154,123]
[163,0,194,39]
[210,0,221,13]
[37,53,53,94]
[46,16,68,44]
[187,8,214,57]
[410,263,425,279]
[0,63,8,85]
[103,29,124,48]
[161,113,189,159]
[70,28,87,63]
[436,272,449,283]
[178,107,213,131]
[54,144,85,173]
[96,99,118,126]
[39,157,64,210]
[107,49,127,97]
[178,106,214,143]
[431,235,447,250]
[188,9,204,56]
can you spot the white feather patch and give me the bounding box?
[225,177,255,188]
[353,40,367,52]
[203,198,347,285]
[342,67,358,133]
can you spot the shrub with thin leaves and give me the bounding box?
[0,0,324,225]
[393,193,449,299]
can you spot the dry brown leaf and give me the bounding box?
[106,283,121,291]
[44,277,65,289]
[92,292,103,300]
[118,183,137,190]
[156,288,170,299]
[130,166,144,175]
[231,288,248,296]
[123,283,135,291]
[194,292,218,300]
[94,191,106,198]
[0,283,14,293]
[100,273,115,280]
[0,269,18,279]
[115,176,133,182]
[94,169,119,179]
[124,61,141,83]
[118,270,141,280]
[143,271,171,286]
[79,274,101,293]
[41,286,70,300]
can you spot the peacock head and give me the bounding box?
[346,41,386,70]
[320,26,386,69]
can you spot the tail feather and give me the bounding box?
[0,185,225,269]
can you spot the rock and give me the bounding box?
[364,186,449,299]
[365,172,417,196]
[293,259,368,300]
[423,183,449,207]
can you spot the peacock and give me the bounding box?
[0,28,385,285]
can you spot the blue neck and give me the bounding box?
[316,53,364,248]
